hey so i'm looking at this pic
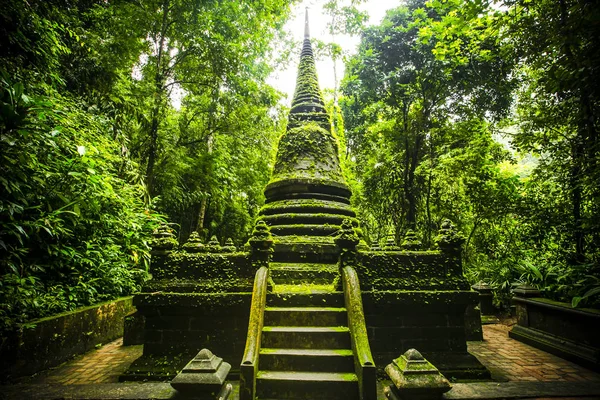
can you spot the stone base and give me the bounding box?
[120,353,189,382]
[120,291,251,382]
[509,325,600,372]
[375,351,490,381]
[123,310,145,346]
[425,351,491,380]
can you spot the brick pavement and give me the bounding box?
[25,338,142,385]
[468,323,600,383]
[20,322,600,386]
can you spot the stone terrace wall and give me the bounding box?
[354,251,487,379]
[0,297,134,379]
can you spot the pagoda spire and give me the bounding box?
[304,7,310,39]
[259,7,355,250]
[288,8,328,130]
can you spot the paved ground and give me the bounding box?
[21,323,599,386]
[469,323,600,383]
[21,338,143,385]
[3,322,599,399]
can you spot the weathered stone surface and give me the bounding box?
[385,349,451,400]
[170,348,231,396]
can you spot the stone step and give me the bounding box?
[269,263,338,285]
[256,370,359,400]
[260,213,354,227]
[259,199,356,217]
[269,224,339,237]
[264,306,347,326]
[262,326,351,349]
[271,283,338,294]
[265,192,351,205]
[259,348,354,372]
[267,292,344,307]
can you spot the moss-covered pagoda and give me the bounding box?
[123,9,488,399]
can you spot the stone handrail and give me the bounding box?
[240,266,269,400]
[342,265,377,400]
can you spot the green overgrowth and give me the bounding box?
[0,77,164,333]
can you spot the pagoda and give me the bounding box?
[123,9,488,400]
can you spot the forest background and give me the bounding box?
[1,0,598,335]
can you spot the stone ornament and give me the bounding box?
[434,219,465,252]
[151,224,178,251]
[206,235,222,253]
[383,229,401,251]
[170,348,232,398]
[222,237,237,253]
[181,231,206,253]
[401,229,422,250]
[334,218,360,250]
[248,220,274,251]
[384,348,451,400]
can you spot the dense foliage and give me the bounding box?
[0,0,293,333]
[1,0,598,336]
[340,0,600,308]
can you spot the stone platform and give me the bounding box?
[2,323,600,399]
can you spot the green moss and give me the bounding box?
[271,283,336,294]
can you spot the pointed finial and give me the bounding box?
[304,7,310,39]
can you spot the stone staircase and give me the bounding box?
[255,262,359,400]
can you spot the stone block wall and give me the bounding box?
[353,251,487,379]
[510,296,600,371]
[361,291,477,373]
[124,291,252,380]
[0,296,135,379]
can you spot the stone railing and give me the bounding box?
[240,266,269,400]
[342,265,377,400]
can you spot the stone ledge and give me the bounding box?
[0,297,135,379]
[509,324,600,371]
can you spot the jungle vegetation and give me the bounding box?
[1,0,598,333]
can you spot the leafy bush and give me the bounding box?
[0,76,163,333]
[465,249,600,310]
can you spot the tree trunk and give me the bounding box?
[196,197,208,233]
[145,0,170,197]
[571,138,585,262]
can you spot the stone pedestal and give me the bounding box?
[170,348,232,399]
[472,281,499,324]
[464,303,483,341]
[384,349,451,400]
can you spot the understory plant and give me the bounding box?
[0,76,164,334]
